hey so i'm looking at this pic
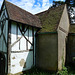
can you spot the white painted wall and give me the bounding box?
[10,22,37,74]
[0,5,8,73]
[11,52,33,74]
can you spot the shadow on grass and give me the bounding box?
[22,67,56,75]
[22,64,75,75]
[66,62,75,75]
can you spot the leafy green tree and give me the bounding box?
[52,1,65,7]
[65,0,75,6]
[65,0,70,6]
[72,0,75,7]
[66,0,75,24]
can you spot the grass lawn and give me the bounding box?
[22,65,75,75]
[67,65,75,75]
[22,67,56,75]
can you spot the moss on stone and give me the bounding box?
[36,5,65,32]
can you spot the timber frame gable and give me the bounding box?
[0,0,41,74]
[0,0,9,74]
[8,21,37,74]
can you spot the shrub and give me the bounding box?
[57,66,68,75]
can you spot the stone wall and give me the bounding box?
[36,32,58,71]
[57,4,70,70]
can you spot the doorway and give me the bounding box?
[0,53,5,75]
[66,34,75,65]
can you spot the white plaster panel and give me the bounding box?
[11,23,16,44]
[25,30,28,39]
[2,23,7,52]
[28,43,33,49]
[3,21,6,36]
[28,28,33,49]
[20,37,26,50]
[1,10,4,18]
[11,51,33,74]
[2,12,4,19]
[29,37,32,43]
[5,9,8,18]
[18,27,21,37]
[11,34,16,45]
[5,20,8,43]
[29,29,32,41]
[34,29,37,65]
[12,42,19,51]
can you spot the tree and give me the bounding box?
[66,0,75,24]
[72,0,75,7]
[52,1,65,8]
[65,0,75,6]
[65,0,70,6]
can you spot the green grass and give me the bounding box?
[22,65,75,75]
[22,67,56,75]
[67,64,75,75]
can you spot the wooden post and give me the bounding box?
[7,20,11,74]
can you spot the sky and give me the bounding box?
[0,0,65,14]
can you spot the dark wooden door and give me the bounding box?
[0,53,5,75]
[66,34,75,65]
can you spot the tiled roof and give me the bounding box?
[5,1,41,28]
[36,5,65,32]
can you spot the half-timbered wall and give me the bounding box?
[10,21,37,74]
[0,4,8,74]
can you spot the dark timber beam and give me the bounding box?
[11,36,23,47]
[18,25,33,46]
[7,20,11,74]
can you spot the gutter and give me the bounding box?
[37,32,57,35]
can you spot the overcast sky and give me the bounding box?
[0,0,65,14]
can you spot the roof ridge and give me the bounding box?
[36,4,65,15]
